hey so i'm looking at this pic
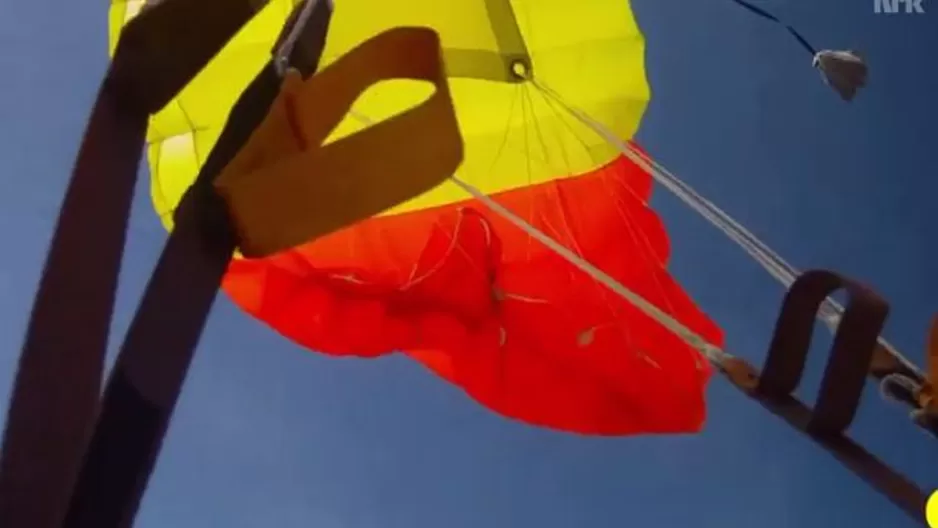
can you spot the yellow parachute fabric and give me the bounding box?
[107,0,649,230]
[105,0,732,437]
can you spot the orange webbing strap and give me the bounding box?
[214,26,464,258]
[0,2,263,527]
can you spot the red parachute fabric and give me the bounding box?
[223,147,724,435]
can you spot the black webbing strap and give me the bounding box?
[61,66,279,528]
[62,2,334,527]
[0,74,147,528]
[0,1,265,527]
[721,269,928,525]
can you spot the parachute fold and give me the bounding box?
[109,0,725,435]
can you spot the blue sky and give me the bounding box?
[1,0,937,527]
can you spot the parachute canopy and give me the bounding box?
[109,0,725,435]
[110,0,650,226]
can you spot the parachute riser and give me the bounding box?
[719,269,931,523]
[0,1,269,527]
[759,270,887,435]
[110,0,271,114]
[60,3,336,528]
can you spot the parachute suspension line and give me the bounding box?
[728,0,868,102]
[621,143,925,379]
[346,109,728,365]
[625,147,848,329]
[727,0,817,55]
[527,78,925,382]
[530,80,800,291]
[448,176,730,366]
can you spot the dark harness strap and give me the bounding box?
[62,3,334,527]
[721,269,929,524]
[0,1,269,526]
